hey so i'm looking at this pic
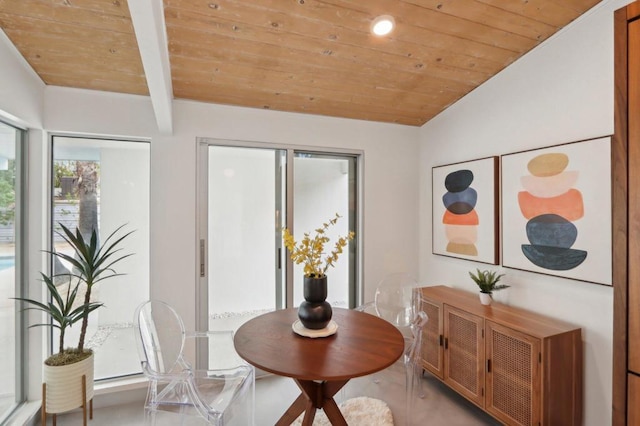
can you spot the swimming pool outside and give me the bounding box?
[0,256,14,272]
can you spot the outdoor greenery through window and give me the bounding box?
[51,136,150,380]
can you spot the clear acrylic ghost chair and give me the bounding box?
[356,273,428,425]
[133,300,255,426]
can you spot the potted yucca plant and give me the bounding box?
[14,223,133,421]
[469,268,509,305]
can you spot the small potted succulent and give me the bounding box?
[469,268,508,305]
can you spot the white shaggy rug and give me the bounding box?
[292,396,394,426]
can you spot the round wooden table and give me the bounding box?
[233,308,405,425]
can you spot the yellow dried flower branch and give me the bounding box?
[282,213,355,278]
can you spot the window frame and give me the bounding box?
[195,137,365,332]
[48,133,151,382]
[0,118,27,424]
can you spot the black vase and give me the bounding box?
[298,275,332,330]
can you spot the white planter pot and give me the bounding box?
[479,292,493,306]
[43,353,94,414]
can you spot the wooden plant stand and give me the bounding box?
[42,374,93,426]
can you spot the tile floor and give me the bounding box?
[21,308,500,425]
[49,362,500,426]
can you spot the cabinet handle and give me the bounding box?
[487,359,492,373]
[439,334,444,346]
[444,337,448,349]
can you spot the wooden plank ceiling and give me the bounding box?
[0,0,601,126]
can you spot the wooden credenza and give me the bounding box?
[419,286,582,426]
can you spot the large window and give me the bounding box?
[198,140,360,335]
[0,121,24,423]
[51,136,149,380]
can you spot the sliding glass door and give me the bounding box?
[204,145,286,331]
[198,140,359,334]
[292,153,356,308]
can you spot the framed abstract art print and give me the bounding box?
[501,136,612,285]
[432,156,499,264]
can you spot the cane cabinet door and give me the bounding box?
[420,296,444,378]
[419,286,581,424]
[486,321,541,426]
[444,305,485,407]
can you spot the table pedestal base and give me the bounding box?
[276,379,349,426]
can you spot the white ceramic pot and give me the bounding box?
[43,353,94,414]
[479,292,492,306]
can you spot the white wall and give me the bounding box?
[164,101,421,329]
[4,72,418,404]
[418,1,633,425]
[41,90,421,332]
[0,30,44,128]
[0,29,48,403]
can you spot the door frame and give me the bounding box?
[613,3,640,425]
[195,137,364,334]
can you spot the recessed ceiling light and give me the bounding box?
[371,15,395,36]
